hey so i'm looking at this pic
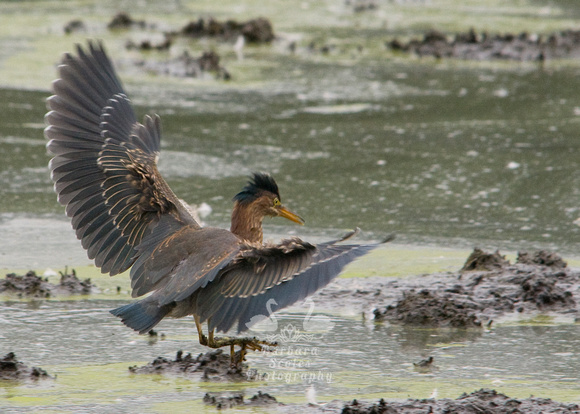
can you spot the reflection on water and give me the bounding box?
[385,324,484,351]
[1,299,579,411]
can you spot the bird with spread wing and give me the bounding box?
[45,41,386,362]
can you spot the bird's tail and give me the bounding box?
[110,297,174,334]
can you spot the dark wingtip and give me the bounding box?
[338,228,360,242]
[233,172,280,204]
[381,233,396,244]
[337,228,394,244]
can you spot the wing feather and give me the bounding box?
[45,41,199,279]
[192,237,379,333]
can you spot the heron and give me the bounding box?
[44,41,386,362]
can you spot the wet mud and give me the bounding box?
[0,352,52,381]
[348,0,379,14]
[63,19,86,34]
[128,349,262,381]
[60,12,276,80]
[337,389,579,414]
[178,17,274,43]
[203,391,278,409]
[375,289,483,328]
[67,12,275,44]
[0,270,96,298]
[136,50,231,80]
[389,28,580,61]
[125,36,172,52]
[313,249,579,327]
[107,12,147,30]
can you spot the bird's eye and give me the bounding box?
[273,198,281,207]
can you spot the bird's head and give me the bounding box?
[233,172,304,225]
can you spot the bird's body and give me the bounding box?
[45,41,383,358]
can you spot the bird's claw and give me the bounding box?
[208,335,277,351]
[202,335,277,366]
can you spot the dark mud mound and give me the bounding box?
[179,17,274,43]
[348,0,378,13]
[128,349,262,381]
[126,36,172,51]
[138,50,230,80]
[203,391,278,409]
[389,28,580,61]
[63,19,86,34]
[0,353,52,381]
[0,270,95,297]
[340,389,579,413]
[461,248,509,271]
[517,250,567,268]
[57,271,96,295]
[374,289,482,328]
[364,249,579,327]
[509,272,575,310]
[108,12,147,30]
[0,271,51,298]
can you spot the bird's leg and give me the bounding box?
[239,344,247,364]
[230,343,248,366]
[194,315,208,346]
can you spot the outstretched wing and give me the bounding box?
[45,41,200,277]
[193,231,382,333]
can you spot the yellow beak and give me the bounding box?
[277,205,305,225]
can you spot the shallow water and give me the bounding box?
[2,299,580,412]
[5,63,580,269]
[2,0,580,411]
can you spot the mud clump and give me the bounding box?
[57,271,96,295]
[179,17,274,43]
[139,50,231,80]
[63,19,86,34]
[461,248,509,271]
[0,271,51,298]
[511,273,575,309]
[128,349,262,381]
[203,391,277,409]
[517,250,567,268]
[0,270,95,297]
[388,28,580,61]
[108,12,147,30]
[340,389,579,413]
[126,36,172,51]
[355,249,579,327]
[374,289,482,328]
[348,0,378,13]
[0,353,52,381]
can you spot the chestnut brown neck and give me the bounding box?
[230,201,264,244]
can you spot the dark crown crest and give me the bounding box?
[233,172,280,203]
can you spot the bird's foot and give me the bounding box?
[198,333,209,346]
[204,336,278,366]
[206,335,277,351]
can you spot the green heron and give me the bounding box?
[45,41,384,359]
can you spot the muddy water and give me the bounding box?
[2,298,580,412]
[2,0,580,411]
[4,66,580,269]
